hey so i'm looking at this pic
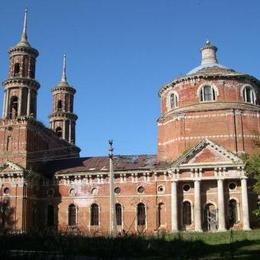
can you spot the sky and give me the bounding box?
[0,0,260,157]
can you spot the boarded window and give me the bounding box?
[158,203,165,227]
[90,204,99,226]
[68,204,76,226]
[137,203,145,226]
[183,201,192,225]
[115,203,122,226]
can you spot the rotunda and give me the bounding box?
[158,41,260,162]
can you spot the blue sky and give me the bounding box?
[0,0,260,157]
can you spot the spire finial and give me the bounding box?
[61,54,67,82]
[21,8,28,42]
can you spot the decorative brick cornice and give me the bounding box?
[2,77,40,90]
[52,85,76,94]
[48,112,78,120]
[9,46,39,57]
[158,73,260,96]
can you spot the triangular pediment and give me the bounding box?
[0,161,25,173]
[173,139,243,167]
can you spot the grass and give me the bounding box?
[0,230,260,259]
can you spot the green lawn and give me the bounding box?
[0,230,260,259]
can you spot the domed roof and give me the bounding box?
[187,65,242,76]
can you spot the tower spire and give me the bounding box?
[61,54,67,82]
[17,9,31,47]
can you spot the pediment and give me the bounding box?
[173,139,243,167]
[0,161,24,173]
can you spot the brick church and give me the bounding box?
[0,11,259,234]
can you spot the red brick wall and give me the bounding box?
[158,78,260,161]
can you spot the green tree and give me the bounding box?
[245,154,260,218]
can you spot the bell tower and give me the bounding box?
[49,55,77,144]
[2,9,40,119]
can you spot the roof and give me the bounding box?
[39,154,166,177]
[186,64,242,76]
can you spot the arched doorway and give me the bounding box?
[204,203,217,231]
[228,199,238,228]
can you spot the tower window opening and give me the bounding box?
[57,100,63,111]
[10,96,18,119]
[55,127,62,138]
[243,86,256,104]
[14,63,20,77]
[200,85,216,102]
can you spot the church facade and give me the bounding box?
[0,11,259,235]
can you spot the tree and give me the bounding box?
[244,154,260,218]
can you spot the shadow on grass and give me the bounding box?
[0,231,260,259]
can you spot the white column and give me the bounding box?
[18,88,22,116]
[241,177,251,230]
[217,179,226,231]
[171,180,178,232]
[27,88,31,116]
[68,120,72,143]
[5,89,10,118]
[2,90,6,118]
[194,180,202,231]
[62,120,66,139]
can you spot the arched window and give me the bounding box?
[68,204,76,226]
[228,199,238,227]
[158,203,165,227]
[137,203,146,226]
[183,201,192,225]
[90,203,99,226]
[57,100,63,111]
[14,63,20,77]
[55,127,62,138]
[47,204,54,226]
[169,93,178,109]
[200,85,216,102]
[10,96,18,119]
[243,86,256,104]
[115,203,122,226]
